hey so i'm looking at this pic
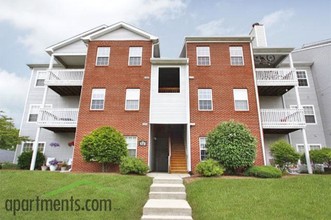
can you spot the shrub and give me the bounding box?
[17,151,45,170]
[245,166,282,178]
[81,126,128,172]
[195,159,224,177]
[0,162,19,170]
[120,156,149,175]
[301,148,331,166]
[207,121,257,173]
[270,140,300,171]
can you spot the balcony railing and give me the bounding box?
[38,108,79,127]
[261,108,306,129]
[256,68,298,86]
[44,69,84,86]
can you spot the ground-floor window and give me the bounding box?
[297,144,321,153]
[199,137,207,161]
[22,142,45,153]
[125,136,137,157]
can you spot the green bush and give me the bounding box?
[17,151,45,170]
[245,166,282,178]
[81,126,128,172]
[195,159,224,177]
[301,148,331,166]
[270,140,300,171]
[119,156,149,175]
[207,121,257,173]
[0,162,19,170]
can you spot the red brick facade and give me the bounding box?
[72,40,152,172]
[187,42,264,171]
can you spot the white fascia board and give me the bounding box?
[185,36,252,43]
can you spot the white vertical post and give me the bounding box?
[30,54,54,170]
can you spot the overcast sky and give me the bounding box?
[0,0,330,128]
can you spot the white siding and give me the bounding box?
[95,28,146,41]
[55,40,87,54]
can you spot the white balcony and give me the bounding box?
[38,108,79,132]
[261,108,306,131]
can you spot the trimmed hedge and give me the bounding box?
[270,140,300,171]
[0,162,19,170]
[17,151,45,170]
[119,156,149,175]
[195,159,224,177]
[245,166,282,178]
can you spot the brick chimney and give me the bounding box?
[249,23,267,47]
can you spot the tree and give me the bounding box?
[270,140,300,171]
[80,126,128,172]
[0,111,29,150]
[207,120,257,173]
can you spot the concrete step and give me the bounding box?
[149,191,186,200]
[142,199,192,216]
[150,184,185,192]
[153,177,183,184]
[141,215,193,220]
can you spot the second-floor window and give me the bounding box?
[125,89,140,110]
[129,47,142,66]
[90,88,106,110]
[296,70,309,87]
[196,46,210,65]
[96,47,110,66]
[28,104,51,122]
[198,89,213,111]
[199,137,207,161]
[230,46,244,66]
[125,136,137,157]
[233,89,249,111]
[303,105,316,124]
[35,71,48,87]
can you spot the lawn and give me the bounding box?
[0,170,152,220]
[186,175,331,220]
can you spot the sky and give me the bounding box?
[0,0,330,128]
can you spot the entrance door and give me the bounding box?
[154,137,168,172]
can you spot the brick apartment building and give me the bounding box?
[15,22,329,174]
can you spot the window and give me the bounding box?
[198,89,213,111]
[125,89,140,110]
[28,104,51,122]
[96,47,110,66]
[303,105,316,124]
[233,89,249,111]
[129,47,142,66]
[35,71,48,87]
[199,137,207,161]
[229,46,244,65]
[125,136,137,157]
[90,88,106,110]
[196,46,210,65]
[296,70,309,87]
[158,68,180,93]
[22,142,45,152]
[310,144,321,150]
[297,144,321,153]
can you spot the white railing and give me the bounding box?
[44,69,84,86]
[261,108,306,129]
[38,108,79,127]
[256,68,298,86]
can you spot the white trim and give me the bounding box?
[27,104,52,123]
[125,88,140,111]
[296,70,309,88]
[34,71,48,88]
[297,143,322,153]
[22,141,46,154]
[198,89,213,111]
[229,46,244,66]
[125,136,138,157]
[233,89,249,111]
[199,137,207,161]
[128,47,143,66]
[196,46,211,66]
[303,105,317,125]
[90,88,106,110]
[95,47,110,66]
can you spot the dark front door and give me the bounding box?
[154,137,169,172]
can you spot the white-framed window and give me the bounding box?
[128,47,142,66]
[22,142,45,153]
[303,105,316,124]
[233,89,249,111]
[196,46,210,66]
[28,104,52,123]
[297,144,321,153]
[125,89,140,111]
[199,137,207,161]
[296,70,309,87]
[229,46,244,66]
[96,47,110,66]
[198,89,213,111]
[35,71,48,87]
[125,136,137,157]
[90,88,106,110]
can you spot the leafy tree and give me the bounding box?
[80,126,128,172]
[207,120,257,173]
[270,140,300,171]
[0,111,29,150]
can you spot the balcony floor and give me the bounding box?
[49,86,82,96]
[258,86,294,96]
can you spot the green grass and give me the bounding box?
[186,175,331,220]
[0,170,152,220]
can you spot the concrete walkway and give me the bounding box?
[141,173,193,220]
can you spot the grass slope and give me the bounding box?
[186,175,331,220]
[0,171,152,220]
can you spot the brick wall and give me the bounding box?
[187,42,264,171]
[72,40,152,172]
